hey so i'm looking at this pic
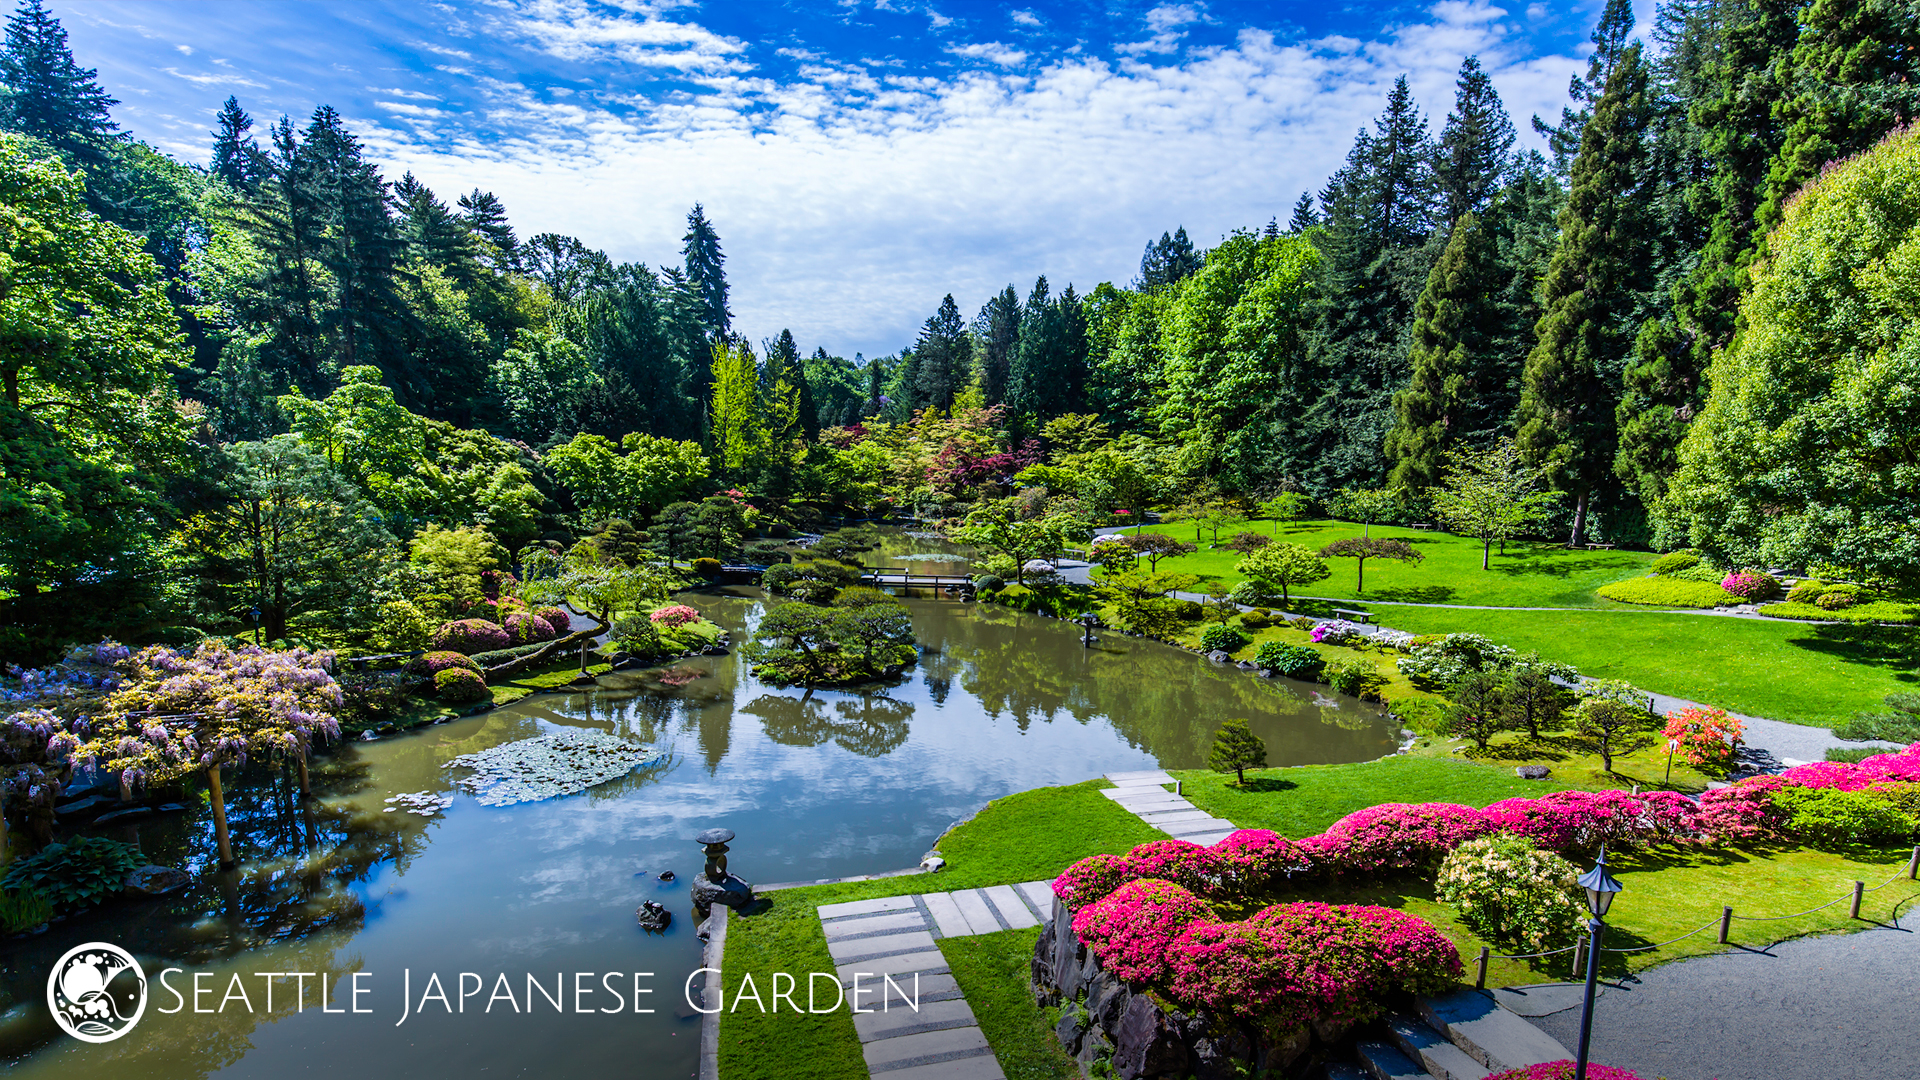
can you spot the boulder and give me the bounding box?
[919,852,946,873]
[124,865,192,895]
[1054,1007,1088,1055]
[691,871,755,913]
[1112,994,1189,1079]
[1206,650,1233,664]
[636,900,672,933]
[1516,765,1551,780]
[1086,968,1130,1030]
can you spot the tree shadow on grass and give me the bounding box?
[1362,585,1459,604]
[1485,545,1646,580]
[1227,776,1299,794]
[1789,623,1920,682]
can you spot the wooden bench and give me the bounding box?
[1585,542,1617,550]
[1331,608,1375,624]
[1409,523,1434,530]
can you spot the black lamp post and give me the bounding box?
[1573,847,1624,1080]
[250,606,262,646]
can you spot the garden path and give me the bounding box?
[813,881,1058,1079]
[1100,768,1237,844]
[1519,919,1920,1080]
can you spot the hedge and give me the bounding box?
[1596,577,1737,608]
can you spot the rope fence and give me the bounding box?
[1470,844,1920,989]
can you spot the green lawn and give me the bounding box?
[718,780,1157,1080]
[1170,757,1577,836]
[1345,606,1919,728]
[942,929,1078,1080]
[1125,518,1654,608]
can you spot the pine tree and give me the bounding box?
[682,203,730,340]
[763,328,818,440]
[913,295,967,411]
[1138,227,1201,288]
[1385,212,1504,491]
[0,0,119,175]
[1008,276,1087,421]
[1517,43,1657,546]
[394,172,479,285]
[457,189,519,272]
[210,96,265,191]
[1532,0,1637,174]
[294,106,408,389]
[1206,718,1267,785]
[1436,56,1516,224]
[1287,191,1318,232]
[974,285,1021,405]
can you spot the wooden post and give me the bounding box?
[1571,938,1587,980]
[1908,845,1919,880]
[207,765,235,867]
[1850,880,1865,920]
[297,751,311,797]
[1718,906,1732,944]
[1475,946,1490,990]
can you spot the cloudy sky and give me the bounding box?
[59,0,1644,358]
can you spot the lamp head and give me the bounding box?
[1577,847,1624,918]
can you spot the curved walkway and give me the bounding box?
[1521,919,1920,1080]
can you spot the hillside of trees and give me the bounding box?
[4,0,1918,657]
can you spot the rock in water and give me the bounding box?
[442,730,662,807]
[636,900,672,933]
[124,865,192,895]
[691,872,754,915]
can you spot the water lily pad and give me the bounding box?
[442,730,661,807]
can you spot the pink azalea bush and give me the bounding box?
[1304,802,1493,872]
[1121,839,1230,892]
[1779,743,1920,790]
[1212,829,1310,895]
[1662,705,1743,769]
[534,607,572,635]
[505,612,556,644]
[1720,570,1779,601]
[1481,789,1700,852]
[650,605,703,628]
[1068,878,1215,982]
[1692,778,1786,844]
[1486,1064,1651,1080]
[432,619,511,654]
[407,651,481,677]
[1053,852,1140,908]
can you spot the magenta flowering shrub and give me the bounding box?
[1720,571,1780,601]
[1053,852,1139,908]
[407,651,481,677]
[505,612,557,644]
[1310,802,1494,872]
[1212,829,1309,894]
[534,607,572,635]
[1780,742,1920,790]
[651,605,704,627]
[1693,780,1786,844]
[1069,878,1215,982]
[1482,790,1700,852]
[1164,902,1461,1027]
[1122,839,1230,893]
[432,619,511,654]
[1486,1063,1652,1080]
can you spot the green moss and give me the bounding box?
[1595,577,1737,608]
[941,929,1078,1080]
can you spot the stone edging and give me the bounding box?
[697,904,728,1080]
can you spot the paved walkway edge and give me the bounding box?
[698,904,728,1080]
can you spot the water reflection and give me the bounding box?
[2,591,1394,1080]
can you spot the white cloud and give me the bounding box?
[491,0,748,71]
[371,86,444,101]
[360,2,1584,358]
[175,44,193,55]
[159,66,268,90]
[1010,10,1042,28]
[945,42,1027,68]
[926,8,953,30]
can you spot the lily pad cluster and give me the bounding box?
[442,730,660,806]
[383,791,452,816]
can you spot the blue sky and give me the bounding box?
[58,1,1642,358]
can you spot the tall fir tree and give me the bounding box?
[394,172,480,287]
[1436,56,1516,225]
[1138,227,1202,288]
[0,0,119,177]
[764,328,818,440]
[681,203,730,341]
[457,189,519,272]
[1517,43,1658,545]
[912,294,967,412]
[1532,0,1637,174]
[1008,276,1088,421]
[1384,212,1505,492]
[210,96,266,191]
[1287,191,1318,232]
[974,284,1021,406]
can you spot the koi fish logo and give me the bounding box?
[48,943,147,1043]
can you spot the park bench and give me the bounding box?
[1585,542,1617,550]
[1409,522,1434,530]
[1331,608,1374,624]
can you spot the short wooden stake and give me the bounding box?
[1718,906,1732,944]
[1907,845,1919,880]
[1475,946,1490,990]
[1571,938,1587,980]
[1850,880,1865,920]
[1630,783,1640,796]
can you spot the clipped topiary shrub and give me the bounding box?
[1784,579,1827,605]
[534,607,572,635]
[406,651,481,677]
[1436,833,1584,951]
[1238,608,1272,630]
[1649,550,1701,575]
[432,618,511,654]
[1175,599,1205,622]
[1254,640,1324,679]
[690,557,723,578]
[504,612,556,644]
[1816,582,1865,609]
[434,667,490,704]
[1199,624,1248,652]
[1721,570,1781,601]
[1596,577,1738,608]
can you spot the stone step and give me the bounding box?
[1105,769,1175,784]
[1135,808,1216,825]
[819,895,919,920]
[835,950,950,987]
[829,930,938,963]
[824,911,929,939]
[853,996,979,1041]
[1418,990,1571,1074]
[982,884,1039,929]
[1158,816,1238,837]
[1386,1015,1490,1080]
[1356,1039,1429,1080]
[1170,829,1235,846]
[1322,1064,1371,1080]
[1014,880,1055,920]
[872,1053,1006,1079]
[1110,795,1193,813]
[863,1025,995,1071]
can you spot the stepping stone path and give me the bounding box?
[1102,769,1238,845]
[815,880,1057,1079]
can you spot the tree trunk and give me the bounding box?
[484,619,611,681]
[1355,557,1367,594]
[1568,490,1589,548]
[1483,537,1492,570]
[208,765,235,866]
[297,752,311,797]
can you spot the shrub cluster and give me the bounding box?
[504,612,557,645]
[534,607,573,635]
[1595,577,1738,608]
[1436,834,1585,951]
[1199,624,1248,652]
[1777,742,1920,790]
[1,837,144,913]
[1649,550,1701,575]
[434,667,490,703]
[1239,608,1274,630]
[1255,640,1324,679]
[650,604,704,628]
[1720,570,1781,601]
[1487,1065,1652,1080]
[431,618,511,654]
[1770,785,1918,848]
[406,650,481,677]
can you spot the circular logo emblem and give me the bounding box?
[47,943,147,1043]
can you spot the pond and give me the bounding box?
[0,591,1399,1079]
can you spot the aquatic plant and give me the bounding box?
[2,836,145,913]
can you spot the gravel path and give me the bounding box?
[1523,918,1920,1080]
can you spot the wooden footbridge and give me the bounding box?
[859,566,975,596]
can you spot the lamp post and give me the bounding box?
[1573,847,1624,1080]
[250,606,262,647]
[1078,613,1098,649]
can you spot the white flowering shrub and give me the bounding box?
[1435,833,1584,951]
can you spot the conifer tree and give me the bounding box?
[1517,43,1657,546]
[210,96,265,191]
[681,203,730,340]
[457,189,519,272]
[394,172,479,286]
[1287,191,1317,232]
[1206,718,1267,785]
[1531,0,1637,174]
[1138,227,1201,288]
[974,285,1021,405]
[1385,212,1504,491]
[1436,56,1516,224]
[765,328,818,440]
[0,0,119,176]
[913,295,967,412]
[1008,276,1086,421]
[296,106,406,384]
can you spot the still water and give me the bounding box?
[1,592,1398,1078]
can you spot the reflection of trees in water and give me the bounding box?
[742,690,911,758]
[925,601,1397,768]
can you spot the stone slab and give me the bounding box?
[950,889,1002,935]
[1135,808,1216,825]
[1014,880,1054,921]
[1105,770,1174,784]
[1168,829,1235,846]
[862,1025,992,1068]
[836,951,950,986]
[1355,1040,1426,1080]
[824,911,928,939]
[1159,817,1238,836]
[983,885,1038,929]
[1387,1014,1490,1080]
[853,996,978,1041]
[819,895,920,920]
[873,1053,1007,1080]
[829,930,938,963]
[1419,990,1571,1073]
[848,971,954,1011]
[1110,794,1192,813]
[921,892,974,938]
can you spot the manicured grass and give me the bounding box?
[941,929,1078,1080]
[1595,576,1737,608]
[719,780,1157,1080]
[1408,726,1721,794]
[1121,518,1653,608]
[1344,606,1920,728]
[1169,757,1576,837]
[1760,600,1920,625]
